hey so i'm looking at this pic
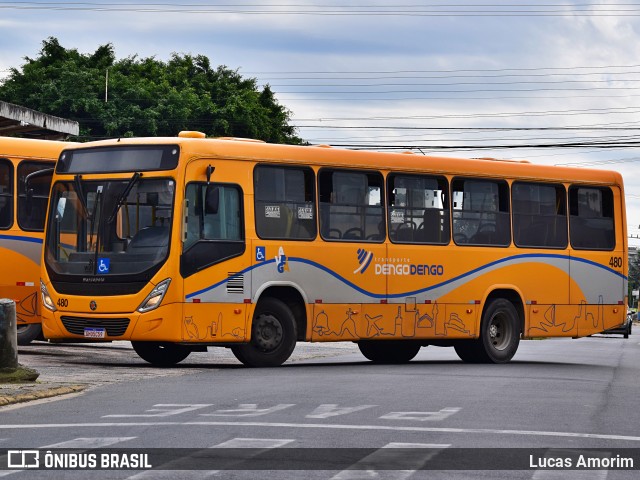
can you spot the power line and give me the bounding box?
[2,2,640,16]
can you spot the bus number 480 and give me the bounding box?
[57,298,69,308]
[609,256,623,269]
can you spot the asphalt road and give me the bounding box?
[1,334,639,479]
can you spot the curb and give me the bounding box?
[0,385,87,407]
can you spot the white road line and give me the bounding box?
[0,420,638,443]
[331,442,450,480]
[126,437,294,479]
[42,437,137,448]
[214,438,294,448]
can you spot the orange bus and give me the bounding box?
[40,132,628,366]
[0,137,69,344]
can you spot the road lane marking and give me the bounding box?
[307,404,377,419]
[42,437,137,448]
[380,408,461,422]
[215,438,294,448]
[1,421,639,442]
[200,404,295,417]
[104,404,213,418]
[126,437,295,479]
[331,442,450,480]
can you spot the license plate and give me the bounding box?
[84,327,106,338]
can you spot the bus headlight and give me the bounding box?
[40,280,57,312]
[137,278,171,313]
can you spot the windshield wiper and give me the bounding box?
[90,186,104,274]
[74,174,90,219]
[107,172,142,224]
[88,185,103,256]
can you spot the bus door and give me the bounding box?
[181,160,251,343]
[568,185,626,335]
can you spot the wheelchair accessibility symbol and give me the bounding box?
[97,258,110,274]
[255,246,266,262]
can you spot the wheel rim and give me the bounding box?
[488,312,512,351]
[253,314,283,352]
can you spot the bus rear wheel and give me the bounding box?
[358,340,421,364]
[454,298,520,364]
[17,324,43,346]
[131,341,191,367]
[231,297,297,367]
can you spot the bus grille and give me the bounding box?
[60,316,130,337]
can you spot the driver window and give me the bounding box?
[184,183,243,251]
[182,182,245,277]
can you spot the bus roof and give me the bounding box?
[57,133,623,186]
[0,136,70,160]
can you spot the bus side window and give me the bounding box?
[512,182,567,249]
[452,178,510,247]
[0,159,13,229]
[319,169,384,242]
[254,165,316,240]
[18,161,53,231]
[569,186,615,250]
[387,173,449,244]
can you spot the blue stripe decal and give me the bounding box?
[185,253,627,300]
[360,252,373,274]
[0,234,43,244]
[186,259,275,299]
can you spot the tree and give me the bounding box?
[0,37,302,143]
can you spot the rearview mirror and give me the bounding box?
[204,186,219,215]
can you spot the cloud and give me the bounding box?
[1,1,639,243]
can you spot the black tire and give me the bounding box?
[131,341,191,367]
[358,340,421,364]
[455,299,520,364]
[17,323,43,346]
[453,341,485,363]
[231,297,297,367]
[624,322,631,339]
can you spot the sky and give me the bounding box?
[1,1,640,247]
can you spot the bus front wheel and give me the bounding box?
[454,298,520,364]
[358,340,421,364]
[17,324,43,346]
[131,341,191,367]
[231,297,297,367]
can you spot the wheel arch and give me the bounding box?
[481,286,525,335]
[254,284,308,341]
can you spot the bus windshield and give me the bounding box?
[45,177,175,278]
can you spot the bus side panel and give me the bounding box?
[0,238,42,325]
[527,305,577,337]
[251,241,387,341]
[311,304,362,340]
[568,187,626,334]
[182,303,247,342]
